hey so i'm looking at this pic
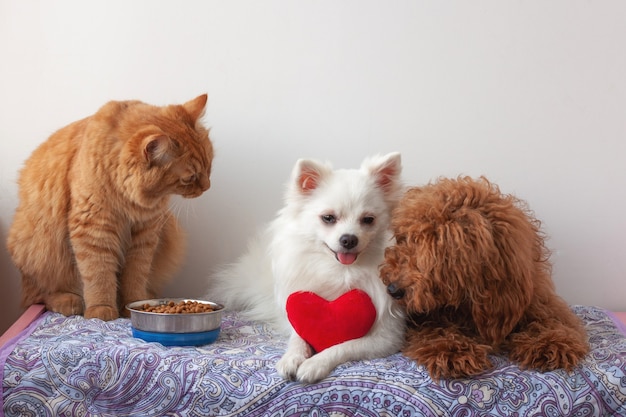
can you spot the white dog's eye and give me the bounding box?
[321,214,336,224]
[361,216,375,225]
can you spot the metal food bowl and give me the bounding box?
[126,298,224,346]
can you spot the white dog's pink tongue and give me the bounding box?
[337,252,357,265]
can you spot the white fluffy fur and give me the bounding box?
[208,153,406,383]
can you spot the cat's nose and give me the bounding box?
[339,234,358,250]
[386,283,405,299]
[200,176,211,191]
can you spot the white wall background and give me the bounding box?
[1,1,625,334]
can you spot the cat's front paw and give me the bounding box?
[85,305,119,321]
[46,292,84,316]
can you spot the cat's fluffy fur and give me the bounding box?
[209,153,406,383]
[7,94,213,321]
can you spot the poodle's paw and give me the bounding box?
[508,333,589,371]
[84,305,119,321]
[276,351,307,381]
[404,337,493,380]
[295,355,334,383]
[46,292,84,316]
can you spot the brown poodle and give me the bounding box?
[380,176,589,380]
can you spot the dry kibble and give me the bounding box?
[140,300,215,314]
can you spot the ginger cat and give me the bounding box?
[7,94,213,321]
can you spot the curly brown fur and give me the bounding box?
[380,176,589,380]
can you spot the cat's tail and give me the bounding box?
[206,230,290,334]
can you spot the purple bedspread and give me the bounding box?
[2,305,625,416]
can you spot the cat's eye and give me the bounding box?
[321,214,336,224]
[181,174,197,185]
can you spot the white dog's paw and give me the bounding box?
[276,351,307,380]
[295,355,334,383]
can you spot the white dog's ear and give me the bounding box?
[291,159,332,195]
[362,152,403,200]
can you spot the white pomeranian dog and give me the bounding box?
[208,153,406,383]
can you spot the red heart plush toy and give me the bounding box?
[285,289,377,353]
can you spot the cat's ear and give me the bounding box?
[183,94,208,122]
[143,135,176,166]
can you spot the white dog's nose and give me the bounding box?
[339,234,358,250]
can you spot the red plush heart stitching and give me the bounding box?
[286,289,377,353]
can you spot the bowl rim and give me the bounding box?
[125,298,224,316]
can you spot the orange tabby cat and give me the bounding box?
[7,94,213,321]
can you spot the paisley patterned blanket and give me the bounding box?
[1,305,625,417]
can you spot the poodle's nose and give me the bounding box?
[339,234,358,250]
[387,283,405,299]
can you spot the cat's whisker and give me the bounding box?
[184,199,198,219]
[169,200,184,221]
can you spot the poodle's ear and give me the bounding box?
[467,214,535,345]
[471,280,532,346]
